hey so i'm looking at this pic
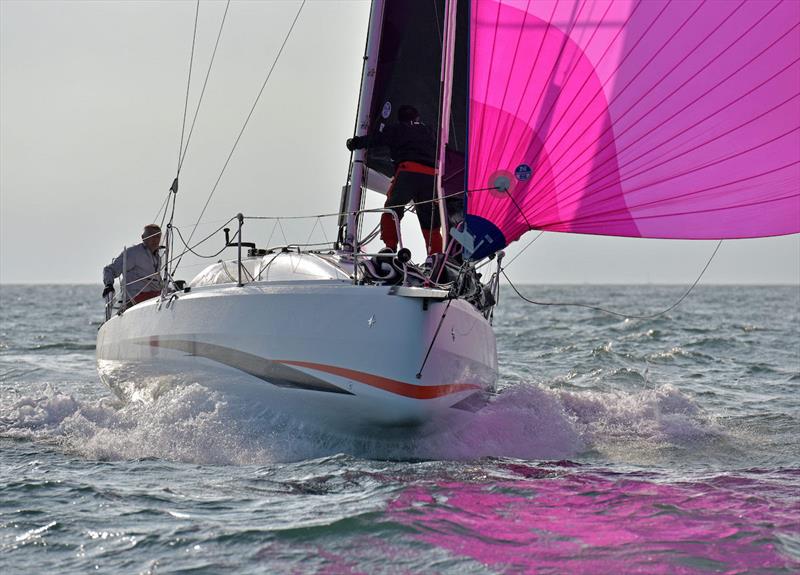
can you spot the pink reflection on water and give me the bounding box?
[388,468,800,574]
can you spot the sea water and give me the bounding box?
[1,284,798,574]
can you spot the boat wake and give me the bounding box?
[0,380,720,465]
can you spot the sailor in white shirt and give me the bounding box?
[102,224,164,305]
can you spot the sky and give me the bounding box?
[1,0,798,286]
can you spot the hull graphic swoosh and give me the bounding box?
[136,338,479,399]
[136,338,353,395]
[280,360,481,399]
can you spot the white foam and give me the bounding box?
[557,382,719,461]
[0,383,274,464]
[0,380,717,464]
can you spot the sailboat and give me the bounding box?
[96,0,799,435]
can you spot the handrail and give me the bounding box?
[121,245,128,305]
[152,204,407,292]
[236,213,243,287]
[101,202,415,322]
[350,207,403,284]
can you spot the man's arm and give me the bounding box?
[346,123,394,151]
[102,250,125,295]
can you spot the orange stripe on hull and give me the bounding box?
[279,360,480,400]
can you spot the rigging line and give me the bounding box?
[416,297,454,379]
[465,186,500,194]
[503,231,544,269]
[239,188,503,224]
[250,211,345,221]
[172,217,239,227]
[276,218,290,246]
[345,0,381,192]
[317,216,330,245]
[524,1,780,207]
[153,189,172,224]
[416,260,474,379]
[432,0,442,47]
[173,224,230,259]
[264,219,279,249]
[431,0,458,149]
[359,221,381,246]
[165,179,179,277]
[178,0,306,270]
[165,217,236,267]
[303,216,321,248]
[502,187,534,231]
[267,240,336,249]
[502,239,724,320]
[178,0,231,173]
[431,5,445,241]
[178,0,200,170]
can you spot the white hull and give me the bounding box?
[96,280,497,434]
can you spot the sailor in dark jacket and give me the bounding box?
[347,105,443,254]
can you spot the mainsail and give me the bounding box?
[465,0,800,259]
[362,0,467,183]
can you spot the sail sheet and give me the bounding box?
[465,0,800,259]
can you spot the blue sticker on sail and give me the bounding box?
[514,164,532,181]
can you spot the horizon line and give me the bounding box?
[1,281,798,287]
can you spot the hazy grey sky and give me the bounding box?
[1,0,798,285]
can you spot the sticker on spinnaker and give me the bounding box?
[514,164,532,181]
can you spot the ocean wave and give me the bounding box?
[24,342,97,352]
[556,382,718,449]
[0,384,274,465]
[684,336,737,349]
[645,346,715,363]
[387,466,800,574]
[0,379,721,466]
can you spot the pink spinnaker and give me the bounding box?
[467,0,800,256]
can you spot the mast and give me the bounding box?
[344,0,385,250]
[435,0,458,253]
